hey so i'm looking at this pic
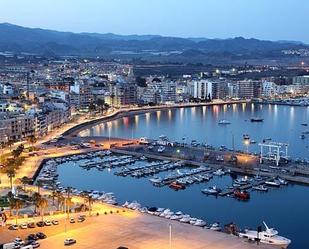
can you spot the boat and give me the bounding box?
[301,129,309,134]
[149,176,162,185]
[213,169,225,176]
[243,134,250,140]
[250,117,264,122]
[194,219,207,227]
[234,190,250,200]
[238,221,291,249]
[265,179,281,187]
[301,123,308,126]
[218,119,231,125]
[250,140,257,144]
[157,146,165,153]
[252,185,268,192]
[300,134,306,139]
[169,182,186,190]
[209,223,221,231]
[202,186,221,195]
[277,178,288,185]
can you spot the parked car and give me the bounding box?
[13,238,25,246]
[77,216,85,223]
[36,232,47,240]
[52,220,59,225]
[64,238,76,246]
[8,224,19,230]
[19,223,28,229]
[27,222,35,228]
[27,234,39,241]
[69,218,75,223]
[36,221,44,227]
[44,220,52,226]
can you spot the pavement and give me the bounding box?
[1,210,273,249]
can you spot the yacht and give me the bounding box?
[250,117,264,122]
[213,169,225,176]
[277,178,288,185]
[209,223,221,231]
[201,186,221,195]
[194,219,207,227]
[252,185,268,192]
[157,146,165,153]
[149,176,162,185]
[265,179,281,187]
[218,119,231,125]
[238,222,291,249]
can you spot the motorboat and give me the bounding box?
[265,179,281,187]
[194,219,207,227]
[238,221,291,249]
[149,176,162,185]
[252,185,268,192]
[218,119,231,125]
[250,117,264,122]
[277,178,288,185]
[300,134,306,139]
[202,186,221,195]
[169,182,186,190]
[234,190,250,200]
[213,169,225,176]
[209,223,221,231]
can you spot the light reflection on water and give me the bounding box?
[80,104,309,159]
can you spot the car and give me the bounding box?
[36,232,47,240]
[27,234,39,241]
[77,216,85,223]
[36,221,44,227]
[27,222,35,228]
[8,224,19,230]
[44,220,52,226]
[28,241,40,248]
[117,247,129,249]
[69,218,75,223]
[13,238,25,246]
[64,238,76,246]
[52,220,59,225]
[19,223,28,229]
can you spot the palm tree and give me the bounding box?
[36,181,43,195]
[65,197,73,219]
[32,192,41,214]
[20,176,31,191]
[65,186,73,199]
[86,194,94,216]
[12,198,24,225]
[51,187,57,206]
[27,135,37,148]
[7,140,13,152]
[56,192,64,211]
[37,198,48,222]
[6,166,16,190]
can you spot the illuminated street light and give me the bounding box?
[244,139,250,153]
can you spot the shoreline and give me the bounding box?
[63,100,248,137]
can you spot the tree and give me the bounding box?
[6,165,16,190]
[65,197,73,219]
[12,198,24,225]
[96,99,105,113]
[36,181,43,195]
[32,192,41,214]
[7,140,13,152]
[20,176,32,191]
[86,194,94,216]
[37,198,48,222]
[27,135,37,148]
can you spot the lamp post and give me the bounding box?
[169,223,172,249]
[244,139,250,153]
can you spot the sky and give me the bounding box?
[0,0,309,43]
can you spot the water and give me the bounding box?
[62,103,309,249]
[80,103,309,159]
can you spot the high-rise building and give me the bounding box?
[236,80,262,99]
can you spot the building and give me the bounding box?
[193,80,212,100]
[236,80,262,99]
[107,82,137,107]
[293,75,309,86]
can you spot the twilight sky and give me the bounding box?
[0,0,308,43]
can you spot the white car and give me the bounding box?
[13,237,25,246]
[44,220,52,226]
[19,223,28,229]
[64,238,76,246]
[52,220,59,225]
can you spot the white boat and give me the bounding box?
[157,146,165,153]
[194,219,207,227]
[180,216,191,223]
[277,178,288,185]
[218,119,231,125]
[238,222,291,249]
[213,169,225,176]
[149,176,162,184]
[265,180,281,187]
[201,186,221,195]
[252,185,268,192]
[209,223,221,231]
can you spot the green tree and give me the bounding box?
[32,192,41,214]
[37,198,48,222]
[27,135,37,148]
[5,165,16,190]
[12,198,24,225]
[20,176,31,191]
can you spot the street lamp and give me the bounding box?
[244,139,250,153]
